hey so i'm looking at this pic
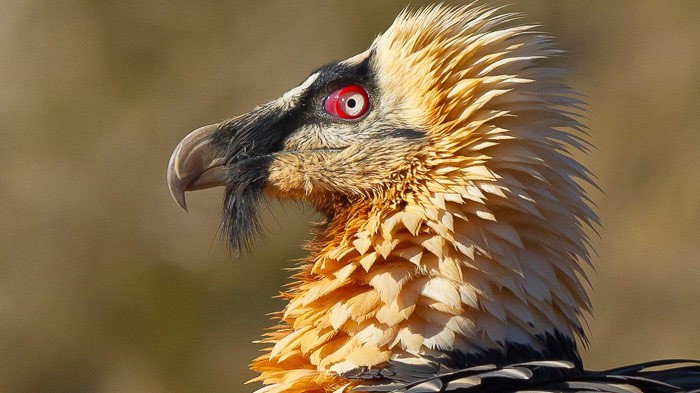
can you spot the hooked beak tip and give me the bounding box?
[167,143,190,212]
[166,124,225,212]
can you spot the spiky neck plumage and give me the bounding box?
[249,5,597,393]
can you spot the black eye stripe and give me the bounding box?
[296,51,377,108]
[310,54,372,90]
[256,50,377,128]
[387,128,425,139]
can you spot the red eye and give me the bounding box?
[323,85,369,120]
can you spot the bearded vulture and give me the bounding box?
[166,4,700,393]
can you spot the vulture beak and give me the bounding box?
[167,124,227,211]
[167,101,297,253]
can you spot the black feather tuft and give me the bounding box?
[213,101,302,256]
[221,156,272,256]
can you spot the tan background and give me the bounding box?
[1,1,699,392]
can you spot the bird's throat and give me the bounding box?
[250,191,587,392]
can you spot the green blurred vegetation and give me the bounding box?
[0,1,699,392]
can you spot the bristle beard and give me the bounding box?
[221,157,271,256]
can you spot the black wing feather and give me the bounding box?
[352,359,700,392]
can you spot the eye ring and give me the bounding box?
[323,85,369,120]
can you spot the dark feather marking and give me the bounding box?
[221,155,272,256]
[455,331,584,371]
[351,360,700,392]
[345,332,584,385]
[388,128,425,140]
[215,102,303,255]
[308,50,375,97]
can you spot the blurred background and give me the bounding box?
[1,1,699,392]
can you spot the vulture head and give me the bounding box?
[168,5,598,393]
[168,44,428,253]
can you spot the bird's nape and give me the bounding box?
[166,4,700,393]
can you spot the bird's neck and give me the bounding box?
[250,187,589,392]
